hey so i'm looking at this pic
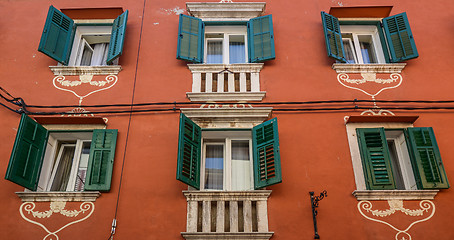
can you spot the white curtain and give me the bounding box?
[231,141,251,190]
[204,145,224,190]
[91,43,109,66]
[229,41,246,64]
[206,41,223,64]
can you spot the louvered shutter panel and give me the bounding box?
[382,12,419,62]
[176,14,204,63]
[84,129,118,191]
[5,114,48,191]
[38,6,74,65]
[321,12,346,62]
[252,118,282,189]
[248,15,276,63]
[407,128,449,189]
[176,113,202,189]
[357,128,396,190]
[107,10,129,65]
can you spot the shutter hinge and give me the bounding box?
[380,22,384,28]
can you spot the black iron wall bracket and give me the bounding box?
[309,190,328,239]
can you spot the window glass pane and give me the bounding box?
[74,141,91,191]
[80,42,93,66]
[205,144,224,190]
[206,40,223,64]
[387,140,405,190]
[342,34,357,63]
[50,145,76,191]
[358,35,377,63]
[229,35,246,64]
[231,140,251,190]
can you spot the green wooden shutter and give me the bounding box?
[107,10,129,65]
[247,15,276,63]
[406,128,449,189]
[321,12,346,62]
[5,114,48,191]
[176,113,202,189]
[37,5,74,65]
[357,128,396,190]
[252,118,282,189]
[176,14,204,63]
[382,12,419,62]
[84,129,118,191]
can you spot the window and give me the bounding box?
[347,123,449,191]
[176,14,275,64]
[202,131,253,190]
[176,114,282,190]
[38,6,128,66]
[5,114,118,192]
[321,11,418,64]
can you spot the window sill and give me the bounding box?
[352,190,439,201]
[16,191,101,202]
[332,63,406,73]
[186,92,266,102]
[181,232,274,240]
[49,65,122,76]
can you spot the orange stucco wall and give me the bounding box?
[0,0,453,239]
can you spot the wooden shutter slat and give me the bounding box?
[38,5,74,65]
[357,128,396,190]
[84,129,118,191]
[5,114,48,191]
[248,15,275,63]
[252,118,282,189]
[107,10,129,65]
[177,113,201,189]
[407,127,449,189]
[321,12,346,62]
[382,12,418,62]
[176,14,204,63]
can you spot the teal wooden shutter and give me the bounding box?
[321,12,346,62]
[252,118,282,189]
[382,12,418,62]
[357,128,396,190]
[84,129,118,191]
[37,5,74,65]
[247,15,275,63]
[176,113,202,189]
[407,128,449,189]
[5,114,48,191]
[176,14,204,63]
[107,10,129,65]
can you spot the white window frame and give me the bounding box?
[37,131,93,192]
[204,25,248,64]
[67,25,113,66]
[346,122,417,191]
[200,131,254,191]
[340,25,386,64]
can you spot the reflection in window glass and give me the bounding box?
[342,34,357,64]
[74,141,91,191]
[231,140,251,190]
[358,35,377,63]
[229,35,246,64]
[206,40,223,64]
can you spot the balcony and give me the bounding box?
[186,64,266,102]
[181,190,273,240]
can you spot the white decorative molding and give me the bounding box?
[16,191,101,202]
[188,63,264,73]
[353,190,439,201]
[20,201,95,240]
[332,63,406,73]
[49,65,122,76]
[337,72,402,98]
[182,191,273,240]
[360,109,395,116]
[186,2,266,21]
[53,74,118,105]
[358,200,435,240]
[180,107,272,128]
[187,92,266,102]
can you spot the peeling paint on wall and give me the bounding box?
[160,7,185,15]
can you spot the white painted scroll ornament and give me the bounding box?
[53,74,118,105]
[19,201,95,240]
[358,200,435,240]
